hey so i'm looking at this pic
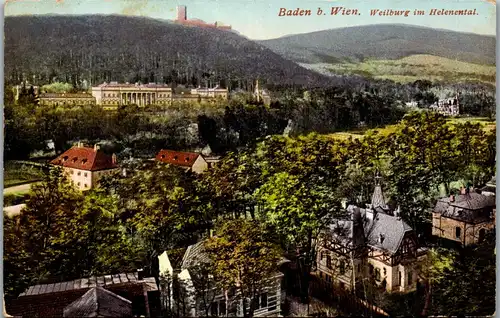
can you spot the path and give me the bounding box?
[3,182,37,195]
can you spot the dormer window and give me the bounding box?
[161,155,165,159]
[63,156,69,162]
[82,159,87,164]
[72,157,78,163]
[173,156,178,161]
[185,157,190,162]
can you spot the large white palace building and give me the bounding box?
[91,82,228,107]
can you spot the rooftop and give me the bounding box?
[63,287,132,317]
[95,82,172,89]
[50,144,118,171]
[19,272,157,297]
[155,149,202,168]
[39,93,94,98]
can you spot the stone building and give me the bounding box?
[38,93,96,106]
[155,150,209,174]
[429,96,460,116]
[91,82,228,108]
[432,187,496,246]
[50,143,119,190]
[315,178,427,293]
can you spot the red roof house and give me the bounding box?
[155,149,208,173]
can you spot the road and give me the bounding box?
[3,183,36,195]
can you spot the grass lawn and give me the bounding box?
[326,54,496,85]
[4,161,44,189]
[327,116,495,141]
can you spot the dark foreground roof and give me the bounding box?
[8,273,158,317]
[63,287,132,317]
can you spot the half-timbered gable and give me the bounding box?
[316,179,428,293]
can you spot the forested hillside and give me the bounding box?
[5,15,330,88]
[258,24,495,65]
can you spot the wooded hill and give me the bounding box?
[5,15,331,89]
[258,24,496,65]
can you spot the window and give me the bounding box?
[339,260,346,275]
[77,182,81,186]
[455,227,461,239]
[77,172,81,176]
[326,255,332,269]
[251,293,268,311]
[340,282,345,290]
[84,172,87,177]
[84,184,88,188]
[70,170,74,174]
[383,268,387,276]
[398,271,402,285]
[357,264,361,273]
[375,268,381,282]
[407,271,412,286]
[369,264,374,275]
[211,299,226,317]
[478,228,486,243]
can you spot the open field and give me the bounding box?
[4,161,44,188]
[317,54,495,85]
[328,116,495,140]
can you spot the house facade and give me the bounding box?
[38,93,96,106]
[155,149,209,174]
[316,180,427,293]
[158,241,284,317]
[50,143,119,190]
[91,82,228,108]
[432,187,496,246]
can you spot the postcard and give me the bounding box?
[3,0,496,317]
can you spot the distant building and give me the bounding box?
[174,5,232,30]
[38,93,96,106]
[155,150,208,174]
[13,83,39,102]
[7,271,159,317]
[479,175,496,196]
[50,143,119,191]
[432,187,496,246]
[429,96,459,116]
[3,204,26,218]
[316,177,427,293]
[254,80,271,105]
[158,241,286,317]
[91,82,228,108]
[91,82,173,108]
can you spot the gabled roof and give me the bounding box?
[63,287,132,317]
[339,205,413,255]
[155,149,203,168]
[50,146,118,171]
[181,241,210,270]
[362,210,413,254]
[435,192,495,212]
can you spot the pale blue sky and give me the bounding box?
[5,0,496,39]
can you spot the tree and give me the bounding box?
[205,218,281,318]
[254,171,341,303]
[417,248,455,316]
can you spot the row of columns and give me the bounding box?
[120,92,163,106]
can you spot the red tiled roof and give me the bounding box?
[155,150,201,167]
[50,146,118,171]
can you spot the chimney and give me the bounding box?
[137,268,144,281]
[379,233,385,244]
[112,153,117,165]
[94,144,100,151]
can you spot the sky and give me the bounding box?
[4,0,496,40]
